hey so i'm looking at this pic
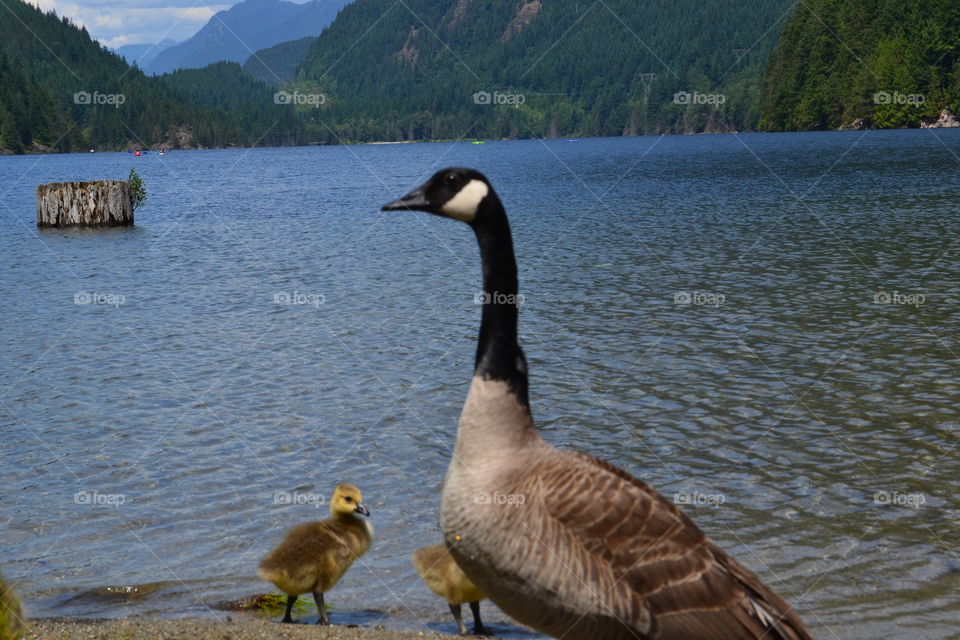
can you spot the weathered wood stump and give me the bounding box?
[36,180,133,228]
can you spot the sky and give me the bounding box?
[27,0,310,49]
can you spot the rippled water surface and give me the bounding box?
[2,131,959,638]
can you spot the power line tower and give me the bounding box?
[637,73,658,103]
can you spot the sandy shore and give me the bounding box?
[27,617,455,640]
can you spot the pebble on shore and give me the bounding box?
[28,617,453,640]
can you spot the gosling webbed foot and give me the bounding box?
[449,602,469,636]
[313,590,330,625]
[469,600,491,635]
[281,594,297,623]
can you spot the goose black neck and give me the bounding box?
[472,195,529,408]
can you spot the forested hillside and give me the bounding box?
[294,0,794,142]
[0,0,305,153]
[761,0,960,130]
[13,0,952,151]
[160,62,305,145]
[243,37,317,86]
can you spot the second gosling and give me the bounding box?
[412,543,487,636]
[257,484,372,624]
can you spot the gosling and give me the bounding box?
[412,544,487,636]
[257,484,372,624]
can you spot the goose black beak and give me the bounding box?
[381,187,431,212]
[354,502,370,516]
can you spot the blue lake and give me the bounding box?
[1,131,959,638]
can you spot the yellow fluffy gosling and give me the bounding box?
[257,484,372,624]
[412,544,487,636]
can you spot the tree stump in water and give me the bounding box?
[36,180,133,228]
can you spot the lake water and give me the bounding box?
[1,131,959,638]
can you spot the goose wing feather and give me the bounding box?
[523,450,812,640]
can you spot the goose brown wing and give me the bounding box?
[535,451,812,640]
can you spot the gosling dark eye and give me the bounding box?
[344,496,353,502]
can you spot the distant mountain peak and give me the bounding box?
[145,0,351,75]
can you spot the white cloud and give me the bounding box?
[28,0,232,46]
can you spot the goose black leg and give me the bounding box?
[314,591,330,625]
[449,602,468,635]
[281,594,297,623]
[469,600,489,635]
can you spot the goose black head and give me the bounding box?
[381,168,496,224]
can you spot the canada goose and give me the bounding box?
[382,169,813,640]
[257,484,372,624]
[412,543,487,636]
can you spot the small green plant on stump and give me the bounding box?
[128,168,146,212]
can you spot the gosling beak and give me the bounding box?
[354,502,370,516]
[381,186,430,212]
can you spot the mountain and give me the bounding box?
[0,0,304,153]
[243,37,317,86]
[760,0,960,130]
[116,39,178,69]
[294,0,794,142]
[146,0,352,75]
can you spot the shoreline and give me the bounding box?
[4,124,960,157]
[27,616,456,639]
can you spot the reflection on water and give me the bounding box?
[1,130,959,638]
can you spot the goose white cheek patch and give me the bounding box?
[442,179,489,222]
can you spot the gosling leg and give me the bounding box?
[449,602,468,636]
[469,600,489,635]
[281,594,297,623]
[313,591,330,625]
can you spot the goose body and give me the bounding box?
[383,169,812,640]
[412,543,487,636]
[257,484,372,624]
